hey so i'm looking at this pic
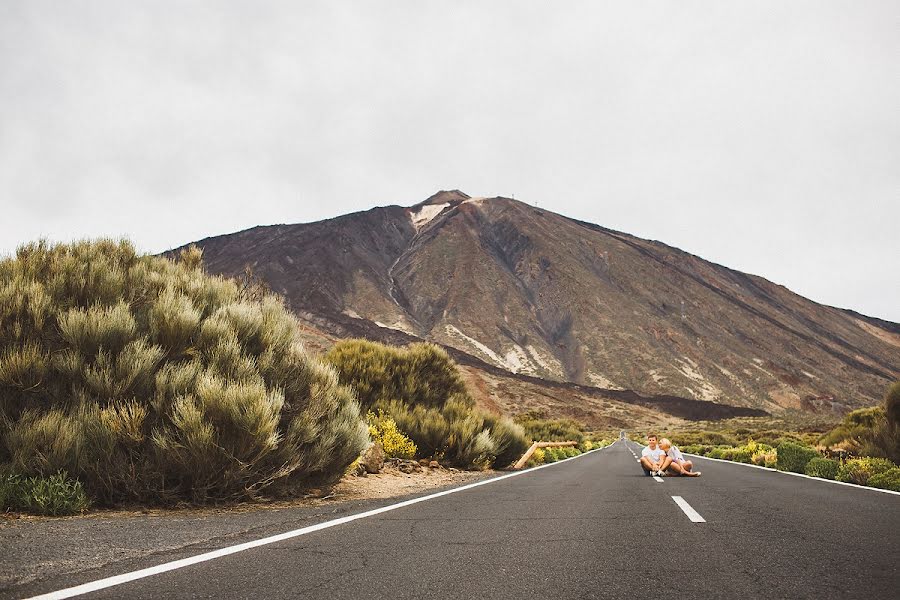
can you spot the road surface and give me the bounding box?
[8,440,900,599]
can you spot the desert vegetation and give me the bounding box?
[0,240,369,512]
[326,339,529,469]
[666,381,900,492]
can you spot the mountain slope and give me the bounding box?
[176,190,899,414]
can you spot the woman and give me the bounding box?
[659,438,701,477]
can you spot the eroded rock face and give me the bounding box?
[174,190,900,414]
[361,442,385,474]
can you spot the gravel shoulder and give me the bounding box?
[0,465,491,596]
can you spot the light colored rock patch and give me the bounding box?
[802,370,819,380]
[587,372,622,390]
[343,309,361,319]
[526,345,563,374]
[675,358,721,401]
[715,364,733,377]
[444,325,534,374]
[504,346,536,375]
[648,369,666,384]
[410,203,449,230]
[854,318,900,348]
[749,361,774,378]
[374,320,415,334]
[446,325,503,365]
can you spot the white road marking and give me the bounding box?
[25,442,619,600]
[653,476,664,483]
[672,496,705,522]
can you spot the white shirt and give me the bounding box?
[666,446,685,463]
[641,445,665,461]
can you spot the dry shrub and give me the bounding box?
[0,239,368,505]
[327,339,528,469]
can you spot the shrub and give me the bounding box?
[820,383,900,464]
[482,415,529,468]
[0,471,89,516]
[326,340,468,410]
[327,339,527,469]
[776,442,819,474]
[366,411,416,459]
[526,447,545,467]
[836,457,895,486]
[513,410,584,443]
[0,240,369,505]
[868,467,900,492]
[805,457,839,480]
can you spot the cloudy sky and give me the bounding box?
[1,1,897,320]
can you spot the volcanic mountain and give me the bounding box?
[177,190,899,415]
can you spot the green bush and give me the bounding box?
[804,457,839,480]
[1,471,89,516]
[776,442,819,474]
[0,240,368,505]
[868,467,900,492]
[513,410,584,444]
[327,340,528,469]
[836,457,895,486]
[326,339,468,410]
[819,383,900,464]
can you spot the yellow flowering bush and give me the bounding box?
[367,411,417,459]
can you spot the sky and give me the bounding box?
[1,1,898,320]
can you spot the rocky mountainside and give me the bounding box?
[178,190,899,415]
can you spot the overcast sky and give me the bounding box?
[1,1,897,320]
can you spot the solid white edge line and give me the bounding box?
[25,441,620,600]
[684,452,900,497]
[671,496,705,522]
[652,476,664,483]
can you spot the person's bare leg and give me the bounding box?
[682,461,701,476]
[658,456,673,475]
[666,461,686,476]
[640,456,655,474]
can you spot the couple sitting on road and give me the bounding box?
[640,434,701,477]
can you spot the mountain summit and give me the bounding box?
[181,191,899,414]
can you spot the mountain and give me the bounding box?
[176,190,899,415]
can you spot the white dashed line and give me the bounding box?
[672,496,705,522]
[653,476,664,483]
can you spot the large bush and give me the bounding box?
[836,457,895,486]
[326,339,527,469]
[775,442,819,474]
[0,240,368,505]
[819,382,900,464]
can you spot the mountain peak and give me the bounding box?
[417,190,470,207]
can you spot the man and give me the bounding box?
[639,434,666,476]
[659,438,701,477]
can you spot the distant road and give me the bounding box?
[11,441,900,599]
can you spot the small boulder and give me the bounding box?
[361,442,385,474]
[429,460,440,469]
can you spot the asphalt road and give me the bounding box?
[9,440,900,599]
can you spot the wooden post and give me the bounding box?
[513,440,578,469]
